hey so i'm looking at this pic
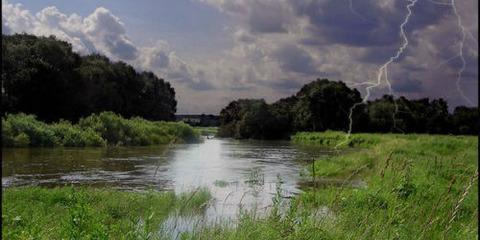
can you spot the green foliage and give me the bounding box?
[294,133,477,239]
[292,79,363,132]
[51,120,106,147]
[452,106,479,135]
[218,79,478,140]
[2,113,61,147]
[194,127,218,136]
[13,132,30,147]
[2,34,176,122]
[367,96,452,134]
[292,131,382,148]
[187,133,477,239]
[2,112,200,147]
[2,187,211,239]
[218,99,288,139]
[218,80,364,139]
[161,121,201,143]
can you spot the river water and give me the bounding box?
[2,137,335,232]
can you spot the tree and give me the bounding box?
[2,34,81,121]
[218,99,288,139]
[292,79,362,132]
[2,34,177,122]
[270,96,298,135]
[366,95,397,133]
[452,106,479,135]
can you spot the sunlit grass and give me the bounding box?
[188,132,477,239]
[2,187,211,239]
[2,112,200,147]
[2,132,477,239]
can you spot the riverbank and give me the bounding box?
[2,187,211,239]
[193,126,218,136]
[2,132,477,239]
[2,112,200,147]
[188,132,478,239]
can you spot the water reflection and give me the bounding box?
[3,138,333,222]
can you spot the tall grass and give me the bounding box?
[2,112,200,147]
[193,127,218,136]
[292,130,383,148]
[2,132,476,239]
[187,132,477,239]
[2,187,211,239]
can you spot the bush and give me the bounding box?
[13,133,30,147]
[51,121,106,147]
[2,112,199,147]
[2,113,60,147]
[78,112,199,146]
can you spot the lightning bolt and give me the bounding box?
[336,0,418,148]
[428,0,478,46]
[345,81,377,88]
[427,0,475,105]
[450,0,474,106]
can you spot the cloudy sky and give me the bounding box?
[2,0,478,114]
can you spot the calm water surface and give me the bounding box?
[2,138,335,230]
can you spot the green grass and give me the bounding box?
[187,132,478,239]
[2,186,211,239]
[292,130,383,148]
[194,127,218,136]
[2,112,200,147]
[2,132,477,239]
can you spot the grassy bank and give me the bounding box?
[2,112,200,147]
[194,127,218,136]
[2,132,477,239]
[188,132,477,239]
[2,187,211,239]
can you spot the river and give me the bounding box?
[2,137,335,233]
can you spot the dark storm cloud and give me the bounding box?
[199,0,477,110]
[263,78,304,93]
[392,78,423,93]
[291,0,397,47]
[358,46,407,64]
[200,0,293,33]
[272,44,317,74]
[290,0,450,47]
[247,1,290,33]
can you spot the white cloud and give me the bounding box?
[2,0,215,98]
[83,7,137,60]
[2,0,477,112]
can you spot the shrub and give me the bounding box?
[2,113,59,147]
[13,133,30,147]
[2,112,199,147]
[51,121,105,147]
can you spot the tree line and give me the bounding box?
[218,79,478,139]
[2,34,176,122]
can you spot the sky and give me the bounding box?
[2,0,478,114]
